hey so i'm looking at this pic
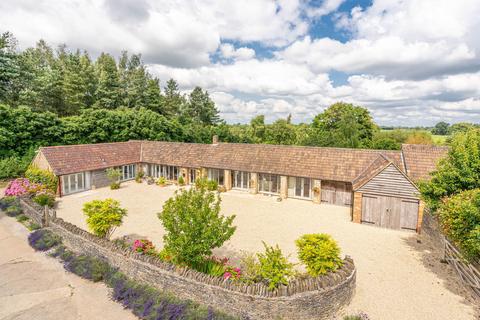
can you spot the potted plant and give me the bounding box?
[135,171,144,183]
[313,186,321,194]
[156,176,167,187]
[178,175,185,186]
[146,176,155,185]
[106,168,121,190]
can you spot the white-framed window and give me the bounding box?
[258,173,280,194]
[149,164,178,181]
[288,177,312,199]
[120,164,136,181]
[208,168,224,185]
[62,172,86,195]
[232,171,250,189]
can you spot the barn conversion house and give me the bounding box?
[31,138,448,232]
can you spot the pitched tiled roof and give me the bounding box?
[41,140,447,184]
[39,141,142,175]
[401,144,449,182]
[141,141,404,182]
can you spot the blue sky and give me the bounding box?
[1,0,480,125]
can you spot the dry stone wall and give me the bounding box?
[19,197,356,320]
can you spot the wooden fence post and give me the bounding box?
[43,205,49,227]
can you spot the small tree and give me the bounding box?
[257,242,294,290]
[106,168,122,189]
[296,234,343,276]
[83,199,127,239]
[420,129,480,210]
[158,187,236,266]
[437,189,480,261]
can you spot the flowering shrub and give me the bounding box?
[4,178,31,196]
[223,266,242,281]
[132,239,156,255]
[25,166,57,192]
[28,229,62,251]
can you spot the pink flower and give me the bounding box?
[223,272,232,280]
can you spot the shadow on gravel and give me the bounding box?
[402,213,479,316]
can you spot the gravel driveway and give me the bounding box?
[56,181,477,320]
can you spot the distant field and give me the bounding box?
[432,134,448,144]
[380,129,449,145]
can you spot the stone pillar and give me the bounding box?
[352,192,363,223]
[224,170,232,190]
[200,168,208,179]
[312,179,321,204]
[180,168,188,184]
[416,200,425,233]
[280,176,288,199]
[250,173,258,194]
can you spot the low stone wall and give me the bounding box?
[19,198,356,320]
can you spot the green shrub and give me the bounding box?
[191,256,227,277]
[178,175,185,186]
[194,178,218,191]
[0,149,35,180]
[295,233,343,276]
[110,182,120,190]
[15,214,29,222]
[257,242,294,290]
[437,189,480,261]
[28,229,62,251]
[64,255,111,282]
[28,222,41,231]
[135,171,144,183]
[25,166,58,192]
[5,205,22,217]
[106,168,121,190]
[0,196,17,210]
[158,187,236,266]
[156,176,167,186]
[83,199,127,239]
[33,191,56,207]
[239,252,262,284]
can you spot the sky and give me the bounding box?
[1,0,480,126]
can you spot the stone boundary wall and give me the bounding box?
[19,197,356,320]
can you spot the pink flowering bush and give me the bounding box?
[223,266,242,281]
[132,239,156,255]
[4,178,31,196]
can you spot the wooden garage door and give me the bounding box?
[321,181,352,206]
[362,194,418,230]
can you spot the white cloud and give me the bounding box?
[219,44,255,61]
[2,0,480,125]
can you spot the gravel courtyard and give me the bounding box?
[56,181,477,320]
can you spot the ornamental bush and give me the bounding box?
[178,175,185,186]
[257,242,294,290]
[106,168,122,190]
[158,187,236,267]
[25,166,58,192]
[437,189,480,261]
[83,199,127,239]
[33,191,56,207]
[295,233,343,276]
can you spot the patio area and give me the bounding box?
[56,181,476,320]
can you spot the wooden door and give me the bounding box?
[399,199,419,230]
[321,181,352,206]
[361,194,383,225]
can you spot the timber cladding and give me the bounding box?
[19,197,356,320]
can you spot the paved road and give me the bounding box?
[0,211,137,320]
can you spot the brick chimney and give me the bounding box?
[212,135,219,145]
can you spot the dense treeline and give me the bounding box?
[0,31,474,180]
